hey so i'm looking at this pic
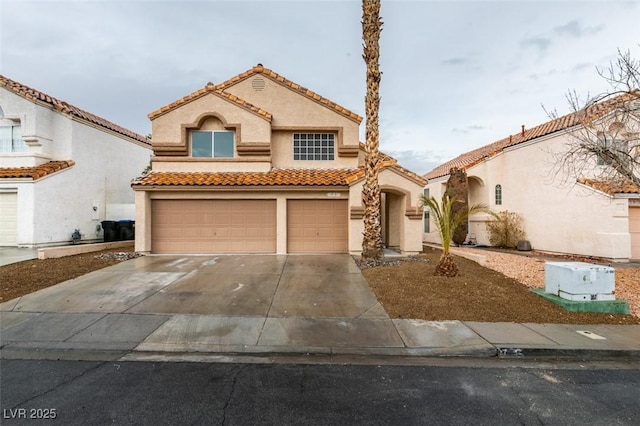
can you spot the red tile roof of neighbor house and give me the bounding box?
[579,178,640,195]
[424,91,640,181]
[147,64,363,123]
[0,75,151,146]
[0,160,75,180]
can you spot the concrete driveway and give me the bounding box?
[0,247,38,266]
[4,255,447,355]
[2,254,386,318]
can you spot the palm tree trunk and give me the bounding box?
[361,0,384,261]
[435,252,459,277]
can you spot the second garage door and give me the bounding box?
[152,199,276,254]
[287,199,348,253]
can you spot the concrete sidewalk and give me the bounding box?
[1,254,639,363]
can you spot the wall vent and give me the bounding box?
[252,77,265,91]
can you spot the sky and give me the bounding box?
[1,0,639,175]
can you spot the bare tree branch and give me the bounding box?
[546,48,640,189]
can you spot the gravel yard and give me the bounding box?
[456,247,640,317]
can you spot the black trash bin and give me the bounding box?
[118,220,135,241]
[101,221,118,242]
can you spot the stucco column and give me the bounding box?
[134,190,151,253]
[276,197,287,254]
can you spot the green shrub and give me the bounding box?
[486,211,526,248]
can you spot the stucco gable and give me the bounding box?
[148,82,272,122]
[149,65,363,124]
[216,64,363,124]
[0,75,150,146]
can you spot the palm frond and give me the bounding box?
[420,194,494,255]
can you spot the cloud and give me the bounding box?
[571,62,593,72]
[451,124,487,134]
[384,150,444,176]
[553,20,603,38]
[442,57,468,66]
[520,36,552,52]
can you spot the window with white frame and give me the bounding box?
[293,133,335,161]
[423,211,430,233]
[0,120,26,153]
[495,184,502,205]
[191,130,234,158]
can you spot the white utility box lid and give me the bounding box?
[544,262,615,301]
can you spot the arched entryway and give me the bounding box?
[380,187,408,252]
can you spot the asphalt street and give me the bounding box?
[1,359,639,425]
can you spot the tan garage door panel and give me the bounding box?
[630,207,640,260]
[152,199,276,254]
[287,199,348,253]
[0,192,18,246]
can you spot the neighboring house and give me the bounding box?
[423,96,640,261]
[132,64,425,255]
[0,75,152,247]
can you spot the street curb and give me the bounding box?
[497,347,640,360]
[4,344,640,364]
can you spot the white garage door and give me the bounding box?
[287,199,348,253]
[0,192,18,246]
[151,199,276,254]
[630,206,640,260]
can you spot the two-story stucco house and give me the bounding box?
[0,75,152,247]
[423,95,640,261]
[132,64,425,255]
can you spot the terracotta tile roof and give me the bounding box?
[0,160,75,180]
[424,91,640,180]
[579,177,640,195]
[148,64,362,123]
[356,142,428,186]
[148,82,272,121]
[131,168,360,187]
[0,75,151,146]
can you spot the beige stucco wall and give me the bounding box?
[271,130,358,169]
[151,159,272,173]
[151,93,271,146]
[349,168,424,254]
[223,76,361,148]
[425,132,633,260]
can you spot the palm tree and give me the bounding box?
[420,194,491,277]
[361,0,384,261]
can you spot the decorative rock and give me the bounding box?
[517,240,532,251]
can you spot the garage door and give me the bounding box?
[287,199,348,253]
[152,199,276,254]
[0,192,18,246]
[630,206,640,260]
